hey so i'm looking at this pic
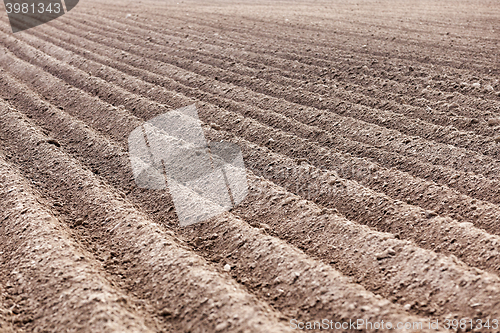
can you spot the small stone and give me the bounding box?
[485,85,494,92]
[259,223,271,231]
[46,139,60,147]
[215,322,228,332]
[159,309,172,317]
[472,82,481,89]
[488,118,500,126]
[375,247,396,260]
[223,264,231,271]
[210,123,221,130]
[426,210,437,218]
[494,136,500,143]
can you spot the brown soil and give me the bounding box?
[0,0,499,332]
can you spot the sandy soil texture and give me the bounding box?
[0,0,499,332]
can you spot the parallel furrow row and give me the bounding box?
[0,100,291,332]
[9,21,500,234]
[8,21,500,212]
[0,149,156,332]
[76,9,500,138]
[1,1,500,330]
[30,16,500,182]
[109,1,500,100]
[2,42,500,324]
[64,12,500,159]
[4,25,500,276]
[95,0,500,76]
[0,57,443,333]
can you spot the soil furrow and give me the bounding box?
[162,6,500,76]
[0,148,155,332]
[91,0,500,78]
[0,103,292,333]
[129,9,500,104]
[6,29,500,242]
[2,0,500,330]
[205,107,500,274]
[1,49,499,325]
[2,43,500,284]
[0,74,443,333]
[71,10,500,140]
[8,22,500,214]
[24,18,500,181]
[92,1,500,106]
[56,12,500,156]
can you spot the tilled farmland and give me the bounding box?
[0,0,499,332]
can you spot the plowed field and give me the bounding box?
[1,0,500,332]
